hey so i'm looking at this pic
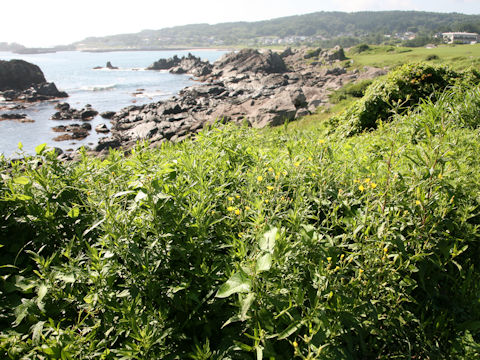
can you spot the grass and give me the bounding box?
[347,43,480,70]
[1,66,480,358]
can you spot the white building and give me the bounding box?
[442,32,479,44]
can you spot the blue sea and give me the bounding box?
[0,50,226,156]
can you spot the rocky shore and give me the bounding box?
[95,47,386,153]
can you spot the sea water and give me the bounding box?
[0,50,226,156]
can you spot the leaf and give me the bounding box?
[37,283,48,304]
[55,273,76,284]
[35,143,47,155]
[240,293,256,321]
[216,271,251,298]
[259,227,277,253]
[67,207,80,218]
[13,176,30,185]
[83,218,105,236]
[277,321,304,340]
[31,321,45,344]
[112,190,135,198]
[18,141,23,150]
[135,190,148,203]
[256,253,272,273]
[14,299,35,327]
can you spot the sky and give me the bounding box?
[2,0,480,47]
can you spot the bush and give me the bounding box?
[330,63,461,136]
[1,82,480,359]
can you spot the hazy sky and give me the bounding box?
[2,0,480,47]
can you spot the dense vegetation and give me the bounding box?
[1,62,480,358]
[74,11,480,49]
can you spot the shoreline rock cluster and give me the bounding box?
[96,48,386,152]
[0,59,68,102]
[146,53,212,77]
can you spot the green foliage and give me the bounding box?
[330,63,466,136]
[2,81,480,358]
[329,79,373,104]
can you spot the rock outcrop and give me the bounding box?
[0,59,67,101]
[147,53,212,77]
[51,103,98,120]
[94,47,387,152]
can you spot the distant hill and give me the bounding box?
[73,11,480,50]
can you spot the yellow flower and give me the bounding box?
[354,179,359,183]
[327,257,332,262]
[416,200,421,206]
[364,178,371,183]
[268,167,274,172]
[227,206,234,212]
[438,173,443,179]
[294,162,300,167]
[359,269,364,274]
[334,266,340,271]
[211,210,215,215]
[228,196,234,201]
[257,175,263,182]
[308,157,313,161]
[318,139,325,144]
[340,254,345,260]
[235,195,240,199]
[245,206,251,211]
[238,232,244,237]
[265,199,269,204]
[282,170,288,176]
[358,185,365,192]
[370,182,377,189]
[383,247,388,253]
[293,341,298,348]
[267,185,274,191]
[275,174,279,180]
[235,209,241,215]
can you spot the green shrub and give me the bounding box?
[330,63,461,136]
[1,81,480,359]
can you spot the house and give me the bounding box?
[442,32,479,44]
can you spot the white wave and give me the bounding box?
[80,84,117,91]
[133,90,171,98]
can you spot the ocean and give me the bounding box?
[0,50,226,156]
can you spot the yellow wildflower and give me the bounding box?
[293,341,298,348]
[327,257,332,262]
[416,200,421,206]
[334,266,340,271]
[265,199,269,204]
[438,173,443,179]
[267,185,274,191]
[318,139,325,144]
[308,157,313,161]
[235,195,240,199]
[370,182,377,189]
[383,247,388,253]
[268,167,274,172]
[228,196,234,201]
[282,170,288,176]
[358,185,365,192]
[294,162,300,167]
[364,178,371,183]
[340,254,345,260]
[235,209,241,215]
[257,175,263,182]
[245,206,251,211]
[227,206,234,212]
[359,269,364,274]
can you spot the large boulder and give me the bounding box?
[0,59,68,100]
[0,59,46,90]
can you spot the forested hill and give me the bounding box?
[74,11,480,49]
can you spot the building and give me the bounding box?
[442,32,479,44]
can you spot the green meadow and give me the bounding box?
[1,51,480,359]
